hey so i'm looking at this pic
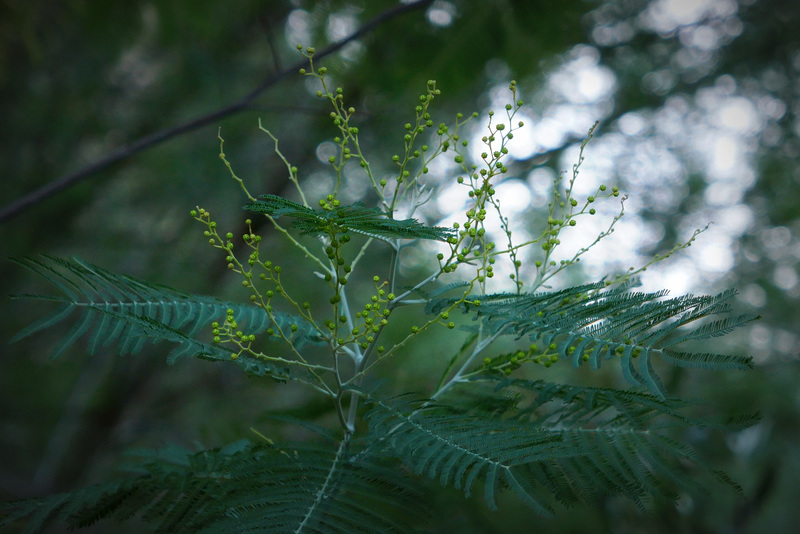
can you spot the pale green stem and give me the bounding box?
[293,437,350,534]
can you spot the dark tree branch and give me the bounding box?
[0,0,434,224]
[259,10,283,75]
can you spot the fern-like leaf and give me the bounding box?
[435,282,757,398]
[0,440,426,534]
[10,256,323,379]
[365,398,578,516]
[366,381,754,516]
[478,376,759,432]
[244,194,455,241]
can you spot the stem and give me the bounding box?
[349,237,375,273]
[258,120,310,208]
[388,243,400,297]
[293,436,351,534]
[218,136,330,273]
[430,325,506,402]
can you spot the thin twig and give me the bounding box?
[0,0,434,224]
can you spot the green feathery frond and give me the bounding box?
[10,256,323,377]
[364,382,753,516]
[477,377,754,499]
[91,308,310,382]
[0,440,426,534]
[364,397,587,516]
[476,376,760,432]
[453,376,696,428]
[434,282,757,399]
[244,194,455,241]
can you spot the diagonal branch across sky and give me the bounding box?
[0,0,434,224]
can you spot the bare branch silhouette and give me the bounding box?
[0,0,434,224]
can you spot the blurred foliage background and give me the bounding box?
[1,0,799,532]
